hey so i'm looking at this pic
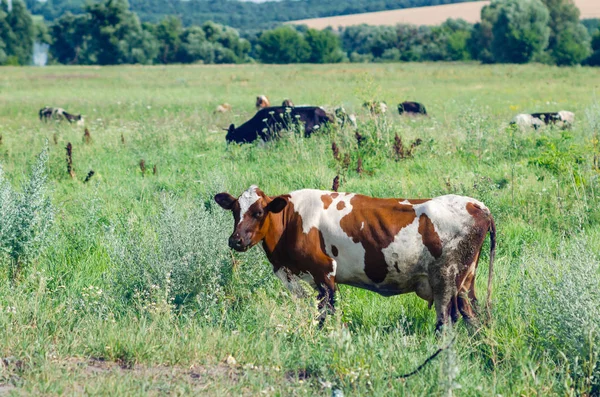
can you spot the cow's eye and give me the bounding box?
[253,211,263,219]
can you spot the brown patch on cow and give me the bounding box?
[418,214,443,259]
[454,201,494,321]
[336,201,346,211]
[407,199,430,205]
[321,194,333,210]
[339,195,417,283]
[261,199,335,288]
[331,193,339,199]
[466,202,483,216]
[331,245,339,257]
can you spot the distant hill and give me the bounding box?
[25,0,477,29]
[288,0,600,29]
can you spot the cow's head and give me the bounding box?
[215,185,288,252]
[225,124,236,142]
[256,95,269,109]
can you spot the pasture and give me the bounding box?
[0,63,599,396]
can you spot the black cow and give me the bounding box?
[226,106,332,144]
[398,101,427,116]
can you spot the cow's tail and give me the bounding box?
[486,216,496,320]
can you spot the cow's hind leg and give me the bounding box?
[316,283,335,327]
[430,260,459,332]
[457,252,482,327]
[313,258,337,327]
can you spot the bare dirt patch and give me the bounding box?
[288,0,599,29]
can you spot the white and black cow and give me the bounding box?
[511,111,575,130]
[39,107,84,126]
[215,186,496,330]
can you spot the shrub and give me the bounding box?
[520,237,600,395]
[0,145,54,281]
[106,194,234,318]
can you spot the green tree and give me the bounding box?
[305,28,344,63]
[0,0,34,65]
[258,26,310,64]
[34,19,51,45]
[49,13,90,64]
[85,0,157,65]
[0,8,10,64]
[341,25,397,59]
[175,22,249,64]
[0,36,6,65]
[541,0,590,65]
[469,4,496,63]
[201,21,250,63]
[551,23,590,65]
[429,19,472,61]
[150,16,183,64]
[178,25,208,63]
[488,0,550,63]
[586,28,600,66]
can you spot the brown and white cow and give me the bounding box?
[215,186,496,330]
[256,95,270,110]
[215,103,232,113]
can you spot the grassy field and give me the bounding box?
[289,0,600,28]
[0,63,600,396]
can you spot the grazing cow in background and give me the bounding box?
[530,111,575,129]
[256,95,270,110]
[398,101,427,116]
[334,107,358,129]
[39,107,84,126]
[511,114,544,130]
[215,186,496,330]
[282,99,294,107]
[511,111,574,130]
[215,103,232,113]
[530,112,561,125]
[363,101,388,115]
[226,106,332,144]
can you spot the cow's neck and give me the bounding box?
[261,201,293,264]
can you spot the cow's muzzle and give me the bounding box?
[228,234,250,252]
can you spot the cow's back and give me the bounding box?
[287,190,487,295]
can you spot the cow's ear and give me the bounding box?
[228,124,235,133]
[266,196,288,214]
[215,193,236,210]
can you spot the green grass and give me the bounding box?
[0,63,600,396]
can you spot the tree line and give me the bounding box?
[1,0,600,67]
